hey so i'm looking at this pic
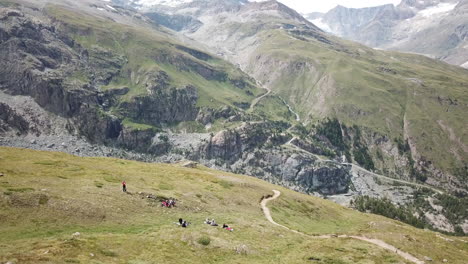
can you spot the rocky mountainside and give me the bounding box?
[137,0,468,191]
[0,0,352,199]
[310,0,468,67]
[0,0,467,234]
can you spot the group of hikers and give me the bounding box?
[161,199,176,208]
[205,218,234,231]
[122,181,233,231]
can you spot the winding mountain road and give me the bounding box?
[261,190,425,264]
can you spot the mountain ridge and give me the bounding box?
[309,0,468,68]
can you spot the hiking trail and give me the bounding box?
[249,81,271,110]
[261,190,425,264]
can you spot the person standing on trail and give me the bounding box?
[122,180,127,192]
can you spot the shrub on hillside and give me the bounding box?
[197,236,211,246]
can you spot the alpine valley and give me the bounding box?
[0,0,467,263]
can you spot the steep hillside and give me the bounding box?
[310,0,468,68]
[0,0,265,140]
[1,147,467,263]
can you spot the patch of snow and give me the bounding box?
[97,7,105,11]
[106,4,116,11]
[310,18,332,33]
[461,61,468,69]
[419,2,457,17]
[135,0,194,8]
[100,0,111,2]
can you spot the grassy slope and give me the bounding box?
[251,29,468,176]
[46,5,263,110]
[251,95,296,122]
[0,147,467,263]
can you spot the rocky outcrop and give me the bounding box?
[196,122,351,195]
[196,106,238,125]
[117,126,157,153]
[237,149,351,195]
[0,103,29,134]
[121,85,199,126]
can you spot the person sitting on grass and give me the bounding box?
[210,219,218,226]
[223,223,233,231]
[169,199,176,207]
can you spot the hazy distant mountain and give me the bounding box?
[308,0,468,68]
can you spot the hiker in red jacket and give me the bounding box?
[122,180,127,192]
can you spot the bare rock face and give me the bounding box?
[0,8,118,140]
[121,85,199,126]
[249,149,351,195]
[206,129,243,162]
[0,103,30,134]
[197,122,352,195]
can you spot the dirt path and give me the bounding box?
[261,190,425,264]
[249,82,271,110]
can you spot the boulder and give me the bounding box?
[182,161,198,168]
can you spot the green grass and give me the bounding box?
[251,95,295,122]
[6,187,34,193]
[122,118,159,131]
[0,147,466,263]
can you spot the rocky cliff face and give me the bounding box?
[168,122,352,195]
[122,85,199,126]
[0,103,30,135]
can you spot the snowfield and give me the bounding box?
[419,2,458,17]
